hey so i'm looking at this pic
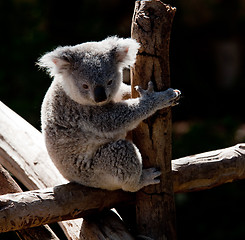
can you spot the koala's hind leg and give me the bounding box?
[92,140,161,192]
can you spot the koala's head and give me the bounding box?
[38,36,140,105]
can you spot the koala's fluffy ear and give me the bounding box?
[105,37,140,68]
[37,47,72,77]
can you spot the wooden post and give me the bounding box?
[131,1,177,239]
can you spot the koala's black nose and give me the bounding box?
[94,86,107,103]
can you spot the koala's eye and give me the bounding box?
[82,84,89,89]
[107,80,113,86]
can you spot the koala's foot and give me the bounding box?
[76,155,92,170]
[84,139,161,192]
[140,168,161,187]
[122,168,161,192]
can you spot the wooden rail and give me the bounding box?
[1,100,245,238]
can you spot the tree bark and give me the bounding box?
[15,227,59,240]
[0,164,59,240]
[0,102,66,190]
[0,164,22,194]
[80,210,135,240]
[0,182,133,233]
[131,1,177,239]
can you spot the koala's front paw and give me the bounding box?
[135,81,181,108]
[156,88,180,108]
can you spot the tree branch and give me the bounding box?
[0,164,59,240]
[172,143,245,192]
[0,182,133,233]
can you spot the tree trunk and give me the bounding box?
[131,1,177,239]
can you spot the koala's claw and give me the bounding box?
[135,81,154,96]
[135,85,143,95]
[141,168,161,187]
[174,89,181,98]
[77,157,92,170]
[171,89,181,106]
[147,81,154,93]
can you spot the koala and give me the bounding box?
[38,36,181,192]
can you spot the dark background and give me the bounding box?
[0,0,245,239]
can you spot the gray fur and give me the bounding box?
[38,36,181,192]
